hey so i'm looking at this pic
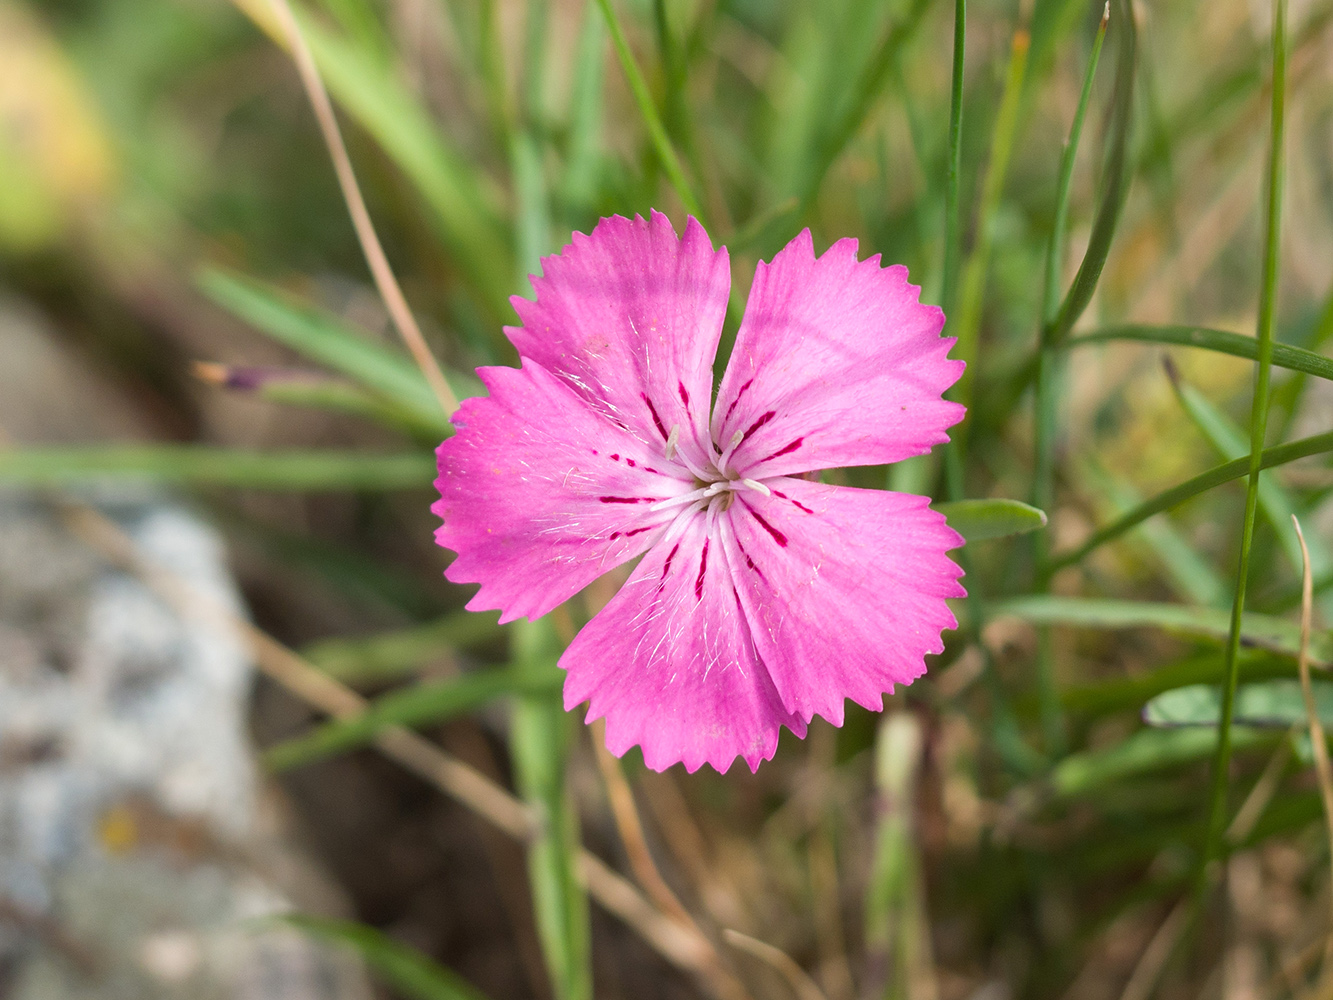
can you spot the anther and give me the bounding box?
[664,425,680,462]
[741,478,771,496]
[717,429,744,476]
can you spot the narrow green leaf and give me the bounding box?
[1167,366,1330,582]
[1051,726,1271,797]
[794,0,931,215]
[303,611,507,682]
[200,364,442,437]
[594,0,704,221]
[1048,429,1333,571]
[1069,324,1333,382]
[198,269,456,434]
[1046,0,1136,345]
[282,914,490,1000]
[0,446,434,490]
[935,498,1047,542]
[265,666,564,771]
[1078,460,1229,608]
[1204,0,1289,875]
[512,128,553,288]
[992,595,1332,664]
[949,25,1028,414]
[559,0,607,212]
[1145,680,1333,728]
[940,0,966,320]
[1057,650,1296,719]
[510,619,592,1000]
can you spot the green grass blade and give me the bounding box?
[282,915,490,1000]
[0,445,434,490]
[794,0,931,216]
[1046,0,1136,345]
[935,498,1047,542]
[1055,649,1296,720]
[265,666,564,771]
[1167,365,1329,581]
[949,25,1029,415]
[510,618,592,1000]
[1048,429,1333,571]
[594,0,703,221]
[1052,727,1271,798]
[1040,7,1108,327]
[1078,460,1229,607]
[992,595,1330,663]
[560,1,607,213]
[1031,8,1109,757]
[940,0,966,319]
[512,129,553,288]
[197,268,456,433]
[1203,0,1288,878]
[1145,680,1333,728]
[1069,324,1333,382]
[303,611,507,682]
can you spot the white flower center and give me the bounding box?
[648,425,771,514]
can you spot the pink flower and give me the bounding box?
[434,212,966,773]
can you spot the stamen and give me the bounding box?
[649,487,709,512]
[664,425,680,462]
[716,429,744,476]
[741,478,771,496]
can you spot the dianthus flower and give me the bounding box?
[434,212,965,773]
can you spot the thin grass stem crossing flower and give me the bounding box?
[434,212,966,772]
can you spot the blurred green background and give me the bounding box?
[3,0,1333,998]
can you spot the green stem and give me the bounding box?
[1201,0,1287,881]
[594,0,705,221]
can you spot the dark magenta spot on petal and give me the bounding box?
[735,538,766,582]
[621,525,653,537]
[749,509,788,548]
[610,453,620,461]
[626,458,636,467]
[740,410,777,445]
[678,381,690,409]
[694,540,709,600]
[723,378,754,426]
[771,489,814,514]
[759,437,803,463]
[641,393,669,441]
[660,543,680,586]
[599,496,652,504]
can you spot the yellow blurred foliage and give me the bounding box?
[0,1,115,250]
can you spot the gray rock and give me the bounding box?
[0,494,372,1000]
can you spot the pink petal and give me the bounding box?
[507,211,729,469]
[723,478,964,725]
[561,511,807,774]
[434,359,694,624]
[714,230,964,479]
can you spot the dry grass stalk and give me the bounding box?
[258,0,458,417]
